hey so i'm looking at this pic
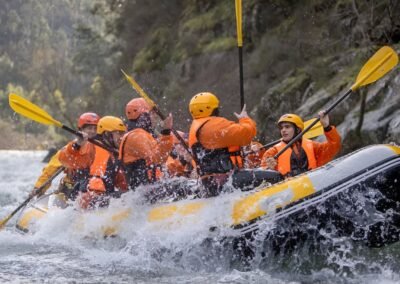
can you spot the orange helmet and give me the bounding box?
[125,98,151,120]
[78,112,100,129]
[189,92,219,119]
[277,114,304,130]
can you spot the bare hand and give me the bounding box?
[265,157,277,169]
[318,110,330,128]
[250,143,262,153]
[234,104,249,119]
[161,113,173,130]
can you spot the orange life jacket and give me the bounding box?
[120,129,170,189]
[87,146,109,192]
[228,146,243,169]
[274,139,317,176]
[87,146,126,193]
[189,118,240,176]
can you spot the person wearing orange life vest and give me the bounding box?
[30,150,63,198]
[166,131,196,178]
[261,112,341,177]
[33,112,100,203]
[79,116,128,209]
[119,98,173,190]
[61,116,128,209]
[188,92,283,197]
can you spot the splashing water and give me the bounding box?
[1,150,400,283]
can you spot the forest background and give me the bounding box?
[0,0,399,155]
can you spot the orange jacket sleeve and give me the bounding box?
[260,146,279,169]
[166,156,185,177]
[59,141,95,170]
[34,151,63,190]
[198,117,257,149]
[313,126,342,166]
[120,129,173,165]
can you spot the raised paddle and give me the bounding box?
[121,69,195,160]
[244,119,324,156]
[0,166,64,230]
[8,94,118,154]
[235,0,244,109]
[274,46,398,159]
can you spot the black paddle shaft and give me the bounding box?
[61,125,119,154]
[243,139,281,157]
[1,166,64,227]
[274,89,352,159]
[152,105,202,176]
[152,106,195,161]
[261,139,281,151]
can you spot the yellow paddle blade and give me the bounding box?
[303,119,324,139]
[121,69,156,108]
[351,46,398,91]
[9,93,62,127]
[235,0,243,47]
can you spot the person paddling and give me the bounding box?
[60,116,127,209]
[119,98,173,190]
[77,116,128,209]
[188,92,282,197]
[262,112,341,177]
[30,112,100,203]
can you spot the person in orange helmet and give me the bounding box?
[166,131,195,178]
[31,112,100,203]
[261,112,341,177]
[188,92,282,197]
[77,116,128,209]
[120,98,173,190]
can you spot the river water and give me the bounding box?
[0,150,400,283]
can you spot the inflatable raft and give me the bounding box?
[16,144,400,247]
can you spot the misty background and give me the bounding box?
[0,0,399,154]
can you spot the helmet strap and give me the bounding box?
[102,132,117,150]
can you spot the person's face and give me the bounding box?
[81,125,97,139]
[279,122,295,142]
[111,131,125,147]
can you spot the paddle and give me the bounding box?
[121,69,195,160]
[8,94,118,154]
[235,0,244,109]
[244,119,324,156]
[0,166,64,230]
[274,46,398,159]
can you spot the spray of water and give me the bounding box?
[1,150,400,283]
